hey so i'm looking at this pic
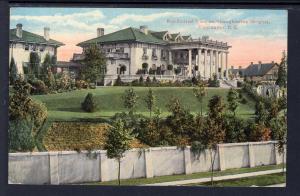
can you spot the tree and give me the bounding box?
[205,95,226,185]
[255,101,268,125]
[9,57,18,84]
[193,81,206,116]
[105,119,134,185]
[270,116,287,173]
[9,78,48,152]
[29,52,41,78]
[166,97,194,144]
[123,88,139,115]
[41,53,52,79]
[227,88,239,116]
[44,69,56,91]
[276,54,287,88]
[81,93,98,112]
[80,44,106,83]
[144,88,156,118]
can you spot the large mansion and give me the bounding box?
[76,26,231,84]
[9,24,64,74]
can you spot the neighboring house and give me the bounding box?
[243,61,278,82]
[9,23,64,74]
[228,66,244,79]
[76,25,231,84]
[55,61,83,79]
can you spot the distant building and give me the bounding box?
[9,23,64,74]
[243,61,278,82]
[76,26,231,85]
[228,66,244,79]
[256,84,284,98]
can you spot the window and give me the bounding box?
[143,48,147,55]
[111,60,115,64]
[152,49,157,57]
[24,44,29,51]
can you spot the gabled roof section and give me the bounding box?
[150,31,168,40]
[10,29,64,47]
[77,27,168,47]
[182,35,192,41]
[170,33,180,41]
[243,63,276,77]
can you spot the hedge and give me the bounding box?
[43,122,146,151]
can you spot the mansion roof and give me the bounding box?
[77,27,202,47]
[10,29,64,47]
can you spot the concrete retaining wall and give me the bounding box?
[8,141,285,184]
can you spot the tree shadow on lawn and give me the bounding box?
[56,107,85,113]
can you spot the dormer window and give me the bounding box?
[24,44,29,51]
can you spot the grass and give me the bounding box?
[84,164,284,186]
[31,87,256,121]
[188,173,286,187]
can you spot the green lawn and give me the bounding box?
[189,173,285,187]
[84,164,284,186]
[32,87,256,121]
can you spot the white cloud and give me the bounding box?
[215,10,244,20]
[10,10,111,32]
[110,12,188,25]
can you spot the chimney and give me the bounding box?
[44,27,50,41]
[271,60,274,64]
[231,66,234,70]
[238,66,242,70]
[140,25,148,35]
[258,61,262,70]
[97,28,104,37]
[16,23,23,38]
[250,62,253,65]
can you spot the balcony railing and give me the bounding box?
[105,52,129,59]
[152,55,158,60]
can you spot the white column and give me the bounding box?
[220,51,224,79]
[215,51,219,78]
[188,49,192,77]
[204,49,207,79]
[225,52,228,79]
[198,49,202,78]
[209,50,213,79]
[169,50,172,65]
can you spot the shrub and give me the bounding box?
[81,93,98,112]
[167,64,173,71]
[208,74,220,87]
[29,79,48,95]
[8,119,35,152]
[240,98,248,104]
[115,75,123,86]
[237,81,243,87]
[44,121,147,152]
[76,80,89,89]
[139,75,144,84]
[223,115,246,143]
[145,76,151,86]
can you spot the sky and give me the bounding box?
[10,8,287,67]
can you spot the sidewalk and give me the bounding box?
[143,169,283,186]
